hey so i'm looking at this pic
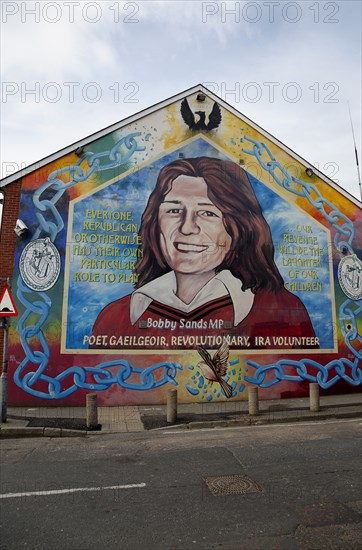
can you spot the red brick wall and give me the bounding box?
[0,180,22,369]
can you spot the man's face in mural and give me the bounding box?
[158,175,232,275]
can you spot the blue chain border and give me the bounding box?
[241,135,361,388]
[12,131,361,397]
[14,133,182,398]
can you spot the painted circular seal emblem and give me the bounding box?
[338,254,362,301]
[20,238,61,292]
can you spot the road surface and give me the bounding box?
[1,418,361,549]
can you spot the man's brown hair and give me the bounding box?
[134,157,284,292]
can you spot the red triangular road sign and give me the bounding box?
[0,285,18,316]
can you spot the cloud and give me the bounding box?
[1,0,360,199]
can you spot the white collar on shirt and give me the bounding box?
[130,270,254,326]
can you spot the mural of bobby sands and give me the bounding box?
[90,157,319,351]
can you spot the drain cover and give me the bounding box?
[203,474,263,496]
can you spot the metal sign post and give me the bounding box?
[0,316,9,422]
[0,278,17,423]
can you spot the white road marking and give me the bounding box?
[0,483,146,499]
[163,417,362,434]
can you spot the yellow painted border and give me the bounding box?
[61,135,337,355]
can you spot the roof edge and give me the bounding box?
[1,83,360,207]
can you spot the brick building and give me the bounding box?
[1,86,361,407]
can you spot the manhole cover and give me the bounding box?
[203,474,263,496]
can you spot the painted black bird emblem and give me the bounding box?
[181,98,222,131]
[197,343,232,398]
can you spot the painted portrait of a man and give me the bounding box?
[90,157,318,350]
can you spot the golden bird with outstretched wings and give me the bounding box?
[197,343,232,398]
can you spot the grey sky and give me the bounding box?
[1,0,361,200]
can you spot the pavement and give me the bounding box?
[1,391,361,438]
